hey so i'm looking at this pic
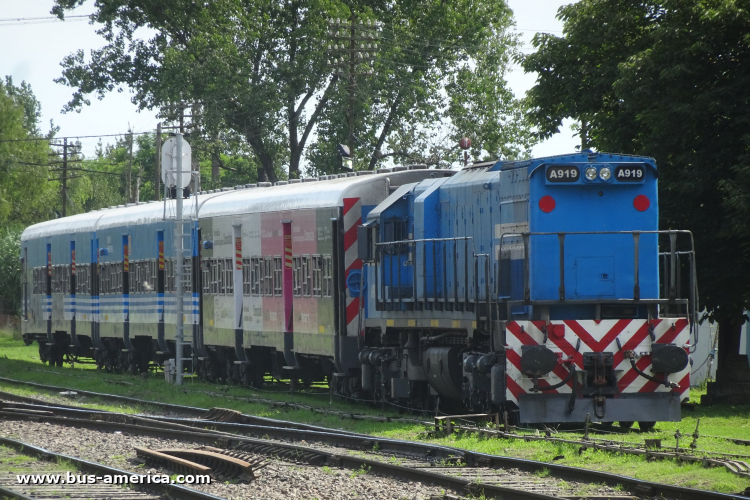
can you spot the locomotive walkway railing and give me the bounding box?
[498,229,698,323]
[374,236,474,312]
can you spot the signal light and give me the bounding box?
[539,195,556,213]
[633,195,650,211]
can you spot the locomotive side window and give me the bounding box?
[312,255,322,297]
[545,165,579,182]
[273,256,282,296]
[322,256,333,297]
[614,164,645,182]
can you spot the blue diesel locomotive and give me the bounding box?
[21,151,697,425]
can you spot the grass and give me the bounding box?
[0,332,749,493]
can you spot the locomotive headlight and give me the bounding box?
[585,167,598,181]
[599,167,612,181]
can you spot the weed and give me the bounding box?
[349,464,370,479]
[372,442,380,452]
[321,466,335,475]
[533,467,551,478]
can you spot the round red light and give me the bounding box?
[633,194,650,212]
[539,195,556,213]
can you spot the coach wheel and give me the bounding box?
[38,343,49,364]
[619,421,634,430]
[242,364,264,389]
[48,344,63,367]
[638,421,656,432]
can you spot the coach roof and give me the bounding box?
[22,170,437,240]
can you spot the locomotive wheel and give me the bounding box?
[638,421,656,432]
[619,421,634,430]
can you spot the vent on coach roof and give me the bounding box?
[376,168,392,174]
[289,179,301,184]
[275,181,288,185]
[258,182,272,187]
[393,166,408,172]
[409,164,428,170]
[302,178,317,183]
[221,187,232,191]
[347,172,357,177]
[357,171,374,176]
[245,184,256,188]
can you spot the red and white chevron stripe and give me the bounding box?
[505,319,690,404]
[343,197,362,337]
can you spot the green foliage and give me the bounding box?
[0,226,22,314]
[522,0,750,338]
[0,77,57,225]
[53,0,534,181]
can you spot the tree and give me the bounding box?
[52,0,533,182]
[522,0,750,401]
[0,77,57,226]
[0,226,22,315]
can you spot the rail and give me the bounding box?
[0,391,745,500]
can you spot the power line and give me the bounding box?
[0,131,153,144]
[0,14,90,22]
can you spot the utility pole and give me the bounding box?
[127,131,134,202]
[155,122,162,200]
[327,16,379,161]
[49,139,82,217]
[62,138,68,216]
[175,131,185,386]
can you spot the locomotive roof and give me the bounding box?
[22,169,442,241]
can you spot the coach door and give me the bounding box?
[22,247,27,320]
[282,221,296,367]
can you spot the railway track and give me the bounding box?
[1,390,747,499]
[0,436,227,500]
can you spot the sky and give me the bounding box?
[0,0,578,162]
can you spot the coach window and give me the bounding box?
[301,255,311,297]
[322,255,333,297]
[217,258,225,295]
[224,258,233,294]
[250,257,261,296]
[312,255,322,297]
[183,258,192,293]
[263,257,273,296]
[273,256,282,296]
[292,255,302,297]
[241,258,250,295]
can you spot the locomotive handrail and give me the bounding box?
[375,236,474,310]
[498,230,698,323]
